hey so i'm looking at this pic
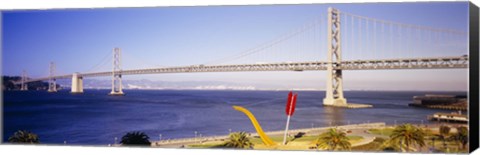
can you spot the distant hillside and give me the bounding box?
[2,76,57,91]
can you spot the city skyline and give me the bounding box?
[2,2,469,91]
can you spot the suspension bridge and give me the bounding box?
[14,7,469,107]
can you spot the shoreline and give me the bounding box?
[150,122,386,147]
[149,122,467,148]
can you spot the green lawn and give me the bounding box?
[187,125,466,153]
[249,135,287,144]
[352,137,386,152]
[250,135,363,143]
[425,136,468,153]
[367,128,394,136]
[187,141,225,148]
[291,135,318,142]
[368,126,435,137]
[189,135,364,150]
[349,136,468,153]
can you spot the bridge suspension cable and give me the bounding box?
[122,51,171,70]
[340,11,468,60]
[84,50,112,73]
[202,14,327,65]
[341,11,466,34]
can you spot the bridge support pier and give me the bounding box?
[109,48,124,96]
[48,79,57,92]
[71,72,83,94]
[323,7,347,106]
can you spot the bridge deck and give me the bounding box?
[21,56,468,83]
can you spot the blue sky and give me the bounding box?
[1,2,469,91]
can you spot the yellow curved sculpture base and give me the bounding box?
[232,105,277,146]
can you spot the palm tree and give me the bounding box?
[450,126,468,150]
[223,132,254,149]
[120,131,151,146]
[8,130,40,144]
[437,125,451,149]
[315,128,351,151]
[388,124,425,152]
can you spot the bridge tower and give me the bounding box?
[109,48,124,96]
[48,62,57,92]
[323,7,347,106]
[20,70,28,91]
